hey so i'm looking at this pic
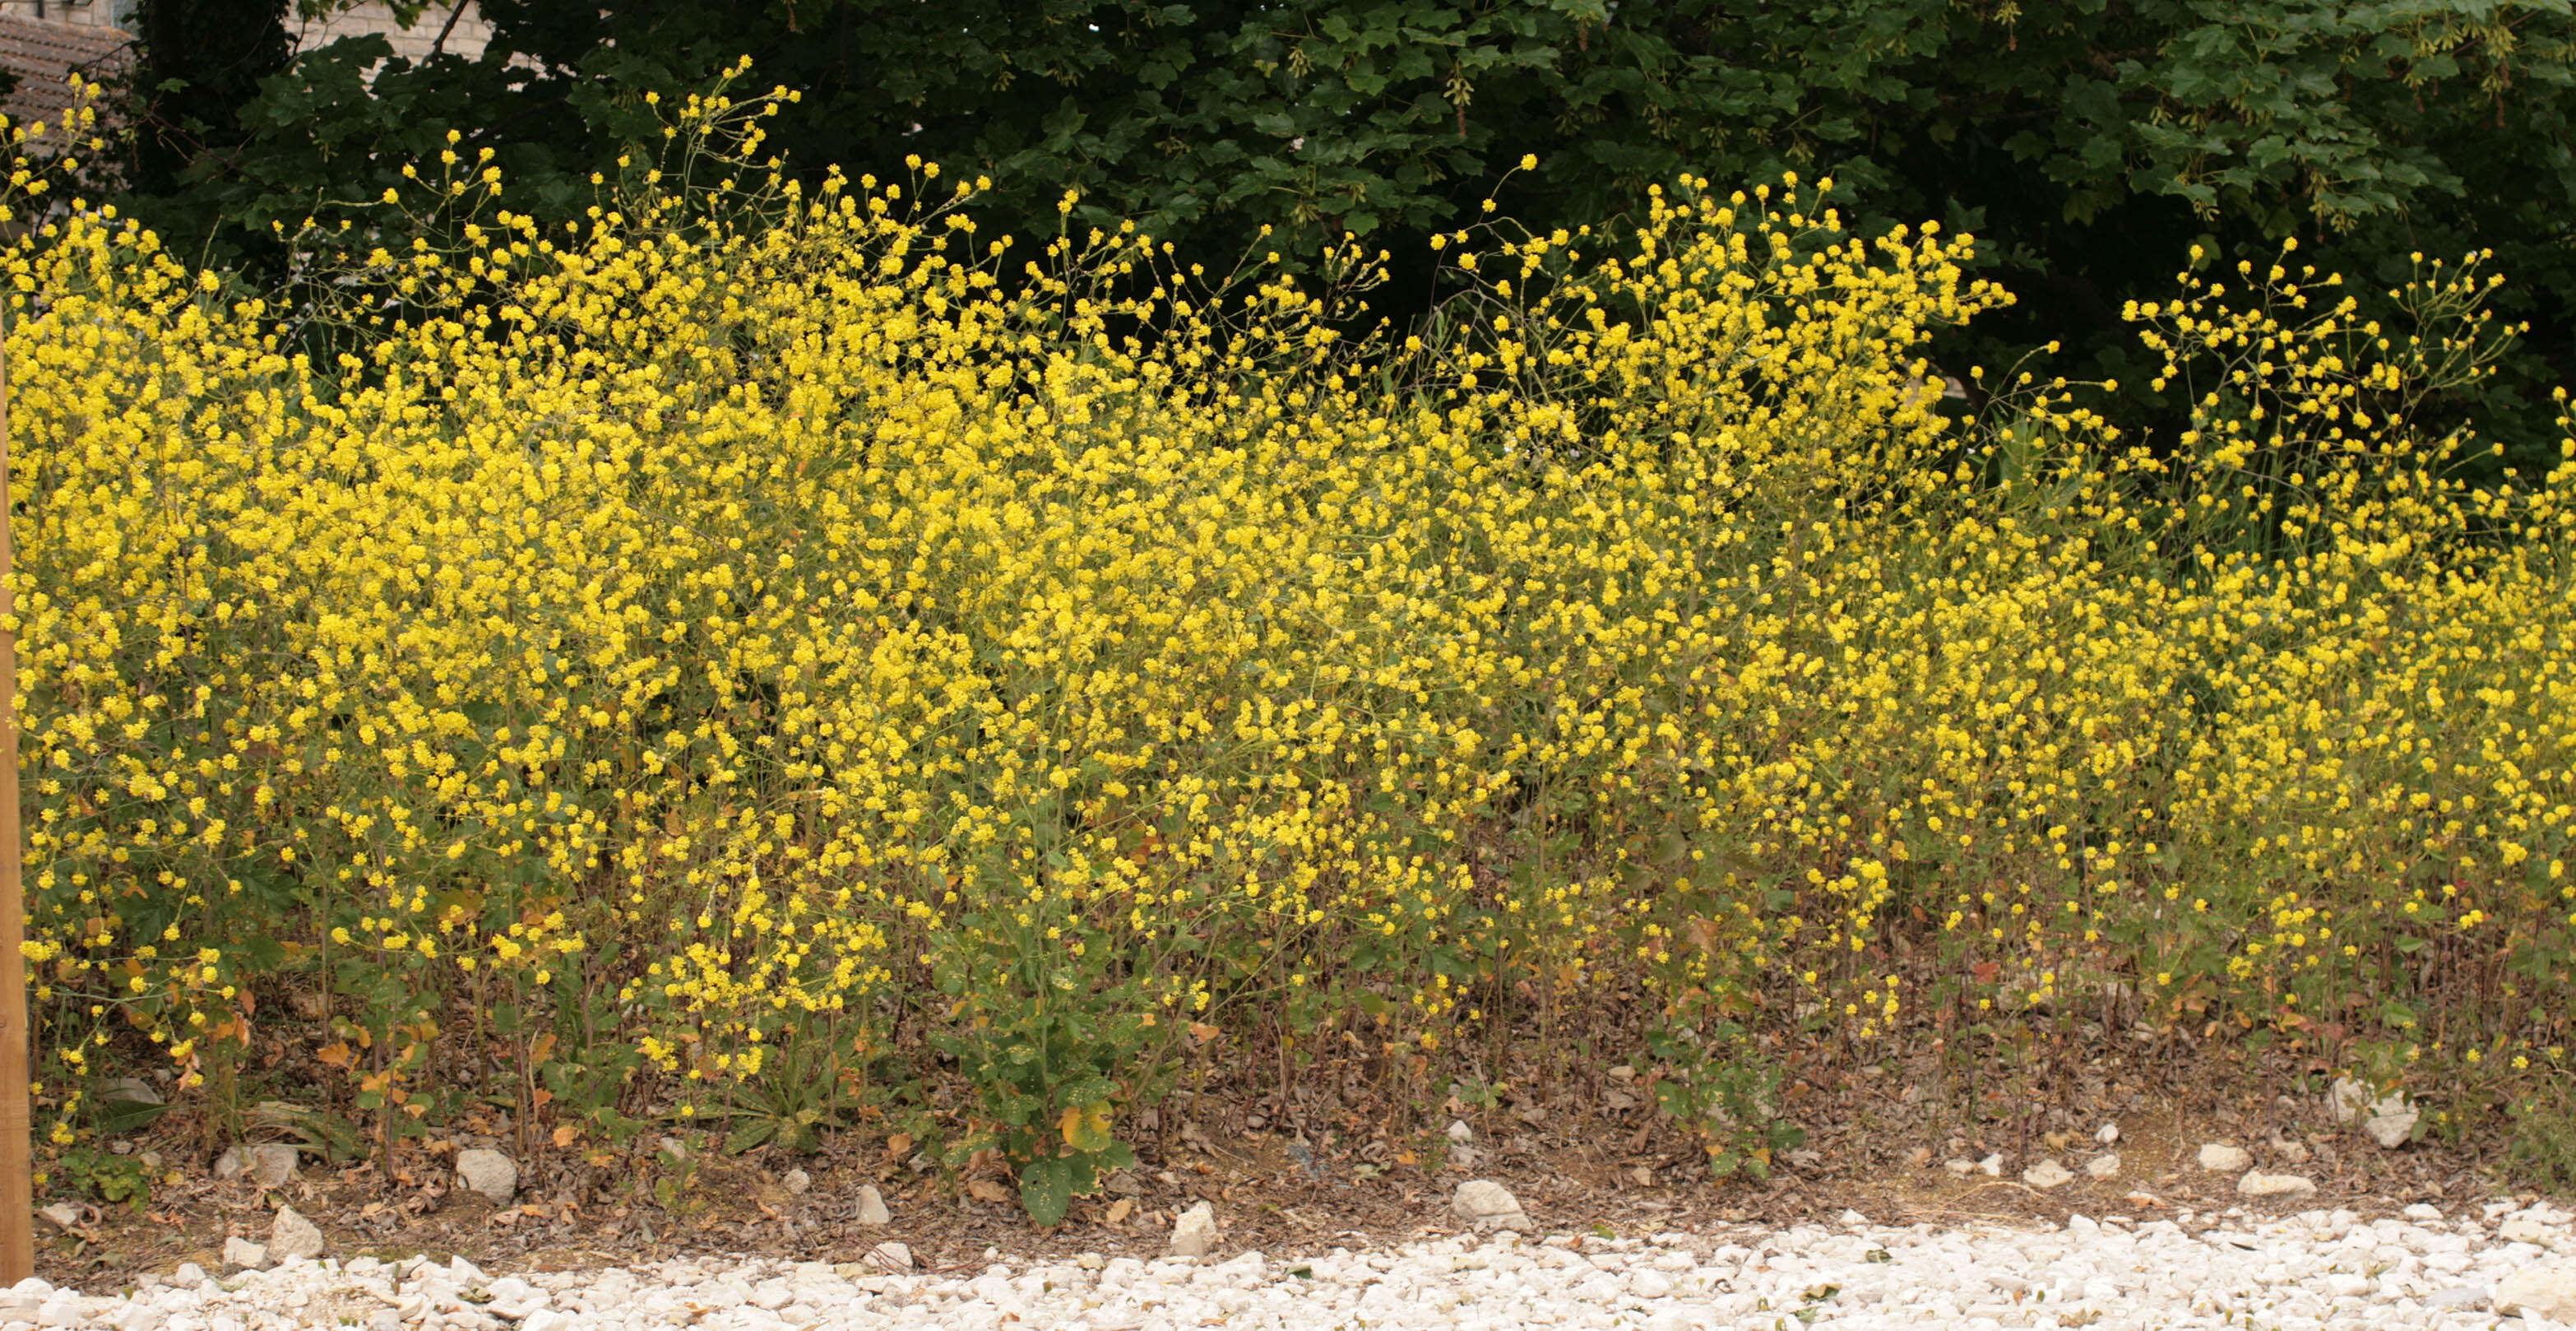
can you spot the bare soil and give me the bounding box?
[35,1046,2547,1291]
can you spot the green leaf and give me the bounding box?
[1020,1156,1075,1227]
[1062,1101,1115,1153]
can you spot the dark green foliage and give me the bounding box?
[109,1,2576,488]
[129,0,294,198]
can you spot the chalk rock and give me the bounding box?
[102,1077,163,1106]
[2364,1097,2418,1149]
[781,1168,811,1196]
[268,1206,324,1262]
[1170,1201,1220,1257]
[2501,1216,2560,1245]
[2021,1159,2074,1190]
[1449,1180,1531,1233]
[2197,1143,2251,1172]
[855,1185,892,1227]
[455,1148,518,1204]
[215,1143,299,1189]
[2085,1153,2122,1180]
[2236,1171,2316,1199]
[221,1236,269,1272]
[2495,1263,2576,1323]
[864,1241,911,1271]
[34,1204,79,1233]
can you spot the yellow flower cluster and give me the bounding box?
[1,89,2569,1171]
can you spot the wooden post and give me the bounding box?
[0,336,32,1282]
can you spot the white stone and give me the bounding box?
[2365,1103,2418,1149]
[1449,1180,1531,1233]
[220,1236,268,1272]
[781,1168,810,1195]
[1170,1202,1220,1257]
[33,1204,78,1233]
[2085,1153,2122,1180]
[1976,1152,2004,1176]
[2503,1217,2559,1245]
[1445,1120,1474,1145]
[267,1205,323,1262]
[2095,1122,2120,1145]
[2198,1143,2253,1172]
[109,1302,167,1331]
[2235,1171,2316,1198]
[853,1184,891,1227]
[2498,1264,2576,1322]
[1944,1157,1976,1176]
[455,1148,518,1204]
[2328,1076,2375,1125]
[2022,1159,2075,1189]
[243,1144,297,1188]
[102,1077,163,1106]
[25,1172,2576,1331]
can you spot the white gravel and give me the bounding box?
[12,1199,2576,1330]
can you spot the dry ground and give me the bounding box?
[32,1046,2547,1290]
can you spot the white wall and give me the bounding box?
[0,1,493,62]
[292,2,492,63]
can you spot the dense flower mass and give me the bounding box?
[2,90,2572,1213]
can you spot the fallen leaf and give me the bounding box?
[886,1133,914,1160]
[1105,1198,1134,1225]
[966,1180,1012,1204]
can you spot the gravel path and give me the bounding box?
[9,1199,2575,1330]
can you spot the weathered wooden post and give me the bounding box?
[0,332,34,1282]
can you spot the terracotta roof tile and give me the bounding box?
[0,13,128,130]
